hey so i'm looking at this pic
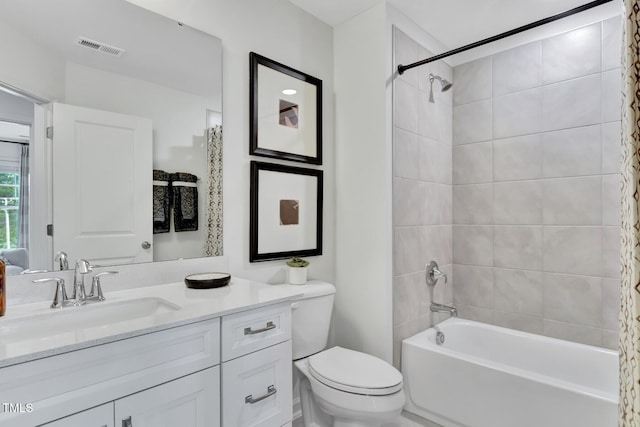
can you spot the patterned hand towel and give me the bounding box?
[153,169,171,234]
[171,172,198,232]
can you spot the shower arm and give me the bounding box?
[397,0,613,75]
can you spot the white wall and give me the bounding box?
[0,15,65,101]
[334,3,392,362]
[126,0,336,285]
[64,62,216,262]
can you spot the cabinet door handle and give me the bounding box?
[245,385,277,404]
[244,321,275,335]
[122,416,132,427]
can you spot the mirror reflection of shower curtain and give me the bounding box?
[18,144,28,249]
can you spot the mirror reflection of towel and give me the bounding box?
[153,170,170,234]
[171,172,198,232]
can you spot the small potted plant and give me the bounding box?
[286,256,309,285]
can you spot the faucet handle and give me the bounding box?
[426,260,448,286]
[33,277,68,308]
[88,271,118,301]
[54,251,69,270]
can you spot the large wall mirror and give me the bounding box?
[0,0,223,275]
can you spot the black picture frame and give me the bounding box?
[249,52,323,165]
[250,161,323,262]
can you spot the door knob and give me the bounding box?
[141,241,151,249]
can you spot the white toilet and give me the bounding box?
[289,281,405,427]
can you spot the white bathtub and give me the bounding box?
[402,318,618,427]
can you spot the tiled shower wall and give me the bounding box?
[392,27,453,368]
[451,17,622,349]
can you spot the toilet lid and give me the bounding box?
[308,346,403,395]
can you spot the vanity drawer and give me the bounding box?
[0,317,220,427]
[221,302,291,361]
[222,340,292,427]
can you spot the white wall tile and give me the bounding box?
[602,121,622,174]
[419,181,441,225]
[437,183,453,225]
[602,174,621,226]
[456,304,494,323]
[452,225,493,266]
[453,184,493,225]
[393,178,421,226]
[394,27,419,87]
[602,16,622,71]
[494,226,543,270]
[493,41,542,96]
[543,273,602,327]
[419,137,450,184]
[493,311,543,334]
[419,225,453,266]
[394,78,420,134]
[452,141,493,184]
[543,74,602,131]
[494,268,543,317]
[493,181,543,225]
[543,226,602,276]
[453,57,492,106]
[602,226,621,279]
[542,23,601,84]
[543,176,602,225]
[542,125,602,178]
[453,100,492,145]
[453,264,494,308]
[493,134,543,181]
[602,278,621,331]
[393,272,421,326]
[393,127,420,179]
[543,319,603,347]
[394,226,422,276]
[602,329,619,350]
[493,87,542,139]
[602,69,622,123]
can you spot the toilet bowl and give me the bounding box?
[287,281,405,427]
[295,347,405,427]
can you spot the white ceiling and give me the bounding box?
[287,0,620,48]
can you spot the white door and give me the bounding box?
[52,103,152,267]
[115,367,220,427]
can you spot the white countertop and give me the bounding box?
[0,277,305,368]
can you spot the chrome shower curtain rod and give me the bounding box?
[397,0,615,75]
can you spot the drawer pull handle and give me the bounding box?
[244,321,276,335]
[245,385,277,404]
[122,416,132,427]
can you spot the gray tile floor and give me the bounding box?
[293,410,441,427]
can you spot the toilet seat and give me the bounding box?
[308,346,403,396]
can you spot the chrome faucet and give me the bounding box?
[426,260,448,286]
[426,260,457,318]
[72,259,92,302]
[430,301,458,317]
[86,271,118,302]
[54,251,69,271]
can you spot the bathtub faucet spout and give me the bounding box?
[430,302,457,317]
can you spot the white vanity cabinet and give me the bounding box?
[40,403,114,427]
[221,302,293,427]
[1,318,221,427]
[114,366,220,427]
[1,299,295,427]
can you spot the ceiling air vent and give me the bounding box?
[75,37,125,57]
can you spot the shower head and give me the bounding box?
[428,73,453,103]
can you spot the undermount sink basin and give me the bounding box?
[0,297,182,348]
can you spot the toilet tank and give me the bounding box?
[289,281,336,360]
